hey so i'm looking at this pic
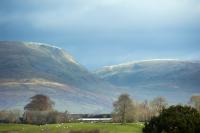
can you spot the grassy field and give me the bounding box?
[0,123,144,133]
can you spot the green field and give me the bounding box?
[0,123,144,133]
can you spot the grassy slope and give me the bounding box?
[0,123,143,133]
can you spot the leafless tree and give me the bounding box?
[150,96,167,116]
[0,110,21,123]
[112,94,135,124]
[135,100,152,122]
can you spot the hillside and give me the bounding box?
[0,41,117,113]
[1,41,199,112]
[95,59,200,104]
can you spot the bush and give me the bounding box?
[143,105,200,133]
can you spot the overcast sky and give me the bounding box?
[0,0,200,69]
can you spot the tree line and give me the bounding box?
[0,94,200,125]
[112,94,200,124]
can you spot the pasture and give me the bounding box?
[0,123,144,133]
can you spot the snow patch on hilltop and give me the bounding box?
[23,41,79,65]
[23,41,62,50]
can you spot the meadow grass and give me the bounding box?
[0,123,144,133]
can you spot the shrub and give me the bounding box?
[143,105,200,133]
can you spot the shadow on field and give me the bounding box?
[0,131,19,133]
[69,129,107,133]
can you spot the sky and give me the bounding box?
[0,0,200,69]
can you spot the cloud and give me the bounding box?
[0,0,200,68]
[1,0,199,31]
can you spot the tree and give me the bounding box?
[135,100,152,122]
[143,105,200,133]
[47,111,63,123]
[112,94,135,124]
[23,94,55,124]
[150,96,167,116]
[190,95,200,112]
[0,110,21,123]
[24,94,54,111]
[64,110,70,122]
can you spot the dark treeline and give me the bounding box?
[143,105,200,133]
[71,114,111,119]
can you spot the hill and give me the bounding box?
[95,59,200,104]
[0,41,117,113]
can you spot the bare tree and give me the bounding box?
[64,110,70,122]
[135,100,152,122]
[150,96,167,116]
[112,94,135,124]
[190,95,200,112]
[0,110,21,123]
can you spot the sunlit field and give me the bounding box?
[0,123,144,133]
